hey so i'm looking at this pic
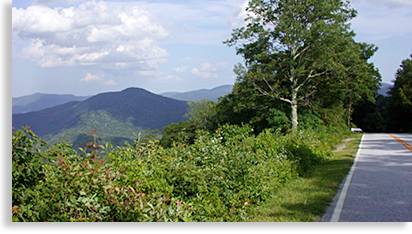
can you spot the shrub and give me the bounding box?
[160,124,299,221]
[12,126,47,220]
[12,124,341,222]
[281,130,333,175]
[12,129,193,222]
[160,121,197,148]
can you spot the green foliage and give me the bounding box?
[267,109,291,132]
[387,54,412,133]
[224,0,380,131]
[251,134,362,222]
[351,54,412,133]
[160,121,197,148]
[352,95,387,132]
[185,99,217,130]
[12,129,193,222]
[12,123,343,222]
[161,99,217,148]
[12,126,47,212]
[215,81,290,134]
[44,110,145,148]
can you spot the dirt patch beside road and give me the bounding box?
[332,138,356,153]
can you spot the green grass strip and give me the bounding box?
[249,133,362,222]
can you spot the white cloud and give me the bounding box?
[81,72,104,82]
[191,61,228,79]
[136,70,156,77]
[229,0,251,28]
[103,79,117,86]
[12,1,170,70]
[191,67,215,78]
[173,66,189,73]
[81,72,116,85]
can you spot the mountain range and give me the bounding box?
[160,84,234,102]
[12,88,189,147]
[12,84,234,115]
[12,93,90,114]
[12,83,391,147]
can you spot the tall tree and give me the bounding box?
[184,99,217,131]
[387,54,412,133]
[313,42,381,127]
[224,0,376,131]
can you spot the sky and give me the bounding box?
[11,0,412,97]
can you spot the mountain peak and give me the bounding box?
[122,87,147,92]
[13,87,189,146]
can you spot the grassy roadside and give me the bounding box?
[249,133,363,222]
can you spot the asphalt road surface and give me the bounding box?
[322,133,412,222]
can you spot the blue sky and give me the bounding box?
[11,0,412,97]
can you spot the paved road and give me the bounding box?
[323,133,412,222]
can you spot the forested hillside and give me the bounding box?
[12,88,189,147]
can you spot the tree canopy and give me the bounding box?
[224,0,380,131]
[387,54,412,133]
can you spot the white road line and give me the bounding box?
[330,134,364,222]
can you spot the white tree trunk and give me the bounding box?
[291,89,298,131]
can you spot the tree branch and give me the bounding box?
[296,69,328,92]
[293,45,311,61]
[253,78,292,104]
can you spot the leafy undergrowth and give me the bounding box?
[12,125,348,222]
[249,134,362,222]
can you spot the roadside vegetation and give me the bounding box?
[13,124,349,221]
[250,134,362,221]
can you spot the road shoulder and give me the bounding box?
[321,135,364,222]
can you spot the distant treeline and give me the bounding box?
[352,55,412,133]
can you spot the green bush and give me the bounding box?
[12,124,342,222]
[159,124,299,221]
[12,128,193,222]
[160,121,197,148]
[12,126,47,220]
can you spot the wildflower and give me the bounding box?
[176,199,182,207]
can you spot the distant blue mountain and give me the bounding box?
[13,84,235,115]
[160,84,234,102]
[378,83,393,97]
[12,93,90,114]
